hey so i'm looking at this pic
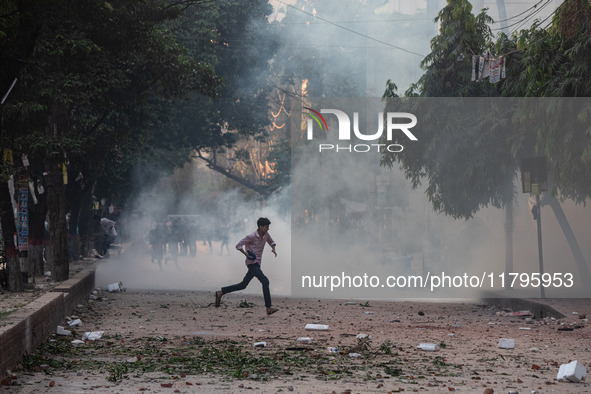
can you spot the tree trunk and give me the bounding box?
[502,178,514,290]
[43,238,53,273]
[27,243,44,277]
[195,152,267,196]
[504,198,514,285]
[77,181,94,257]
[0,180,23,291]
[46,160,69,281]
[28,179,47,276]
[66,172,82,262]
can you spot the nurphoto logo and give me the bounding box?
[304,107,417,153]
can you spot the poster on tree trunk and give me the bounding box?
[17,174,28,253]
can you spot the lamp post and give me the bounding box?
[520,157,547,298]
[533,186,545,298]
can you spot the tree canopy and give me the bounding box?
[381,0,591,219]
[0,0,277,286]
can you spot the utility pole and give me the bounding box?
[520,157,547,298]
[533,191,545,298]
[496,0,509,34]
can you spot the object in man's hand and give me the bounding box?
[246,250,257,261]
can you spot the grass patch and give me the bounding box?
[20,334,417,384]
[238,300,255,308]
[0,309,17,321]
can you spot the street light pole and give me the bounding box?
[535,192,545,298]
[521,157,548,299]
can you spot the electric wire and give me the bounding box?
[491,0,547,23]
[278,17,432,25]
[491,0,553,31]
[273,0,426,58]
[508,0,555,32]
[489,0,570,58]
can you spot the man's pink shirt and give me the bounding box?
[235,230,276,265]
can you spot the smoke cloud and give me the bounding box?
[291,98,591,299]
[95,161,292,298]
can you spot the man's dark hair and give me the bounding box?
[257,217,271,228]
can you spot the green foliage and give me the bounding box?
[171,0,278,152]
[503,0,591,200]
[382,96,517,219]
[0,0,279,207]
[413,0,496,97]
[382,0,513,219]
[378,340,394,355]
[238,300,255,308]
[1,0,217,198]
[382,0,591,218]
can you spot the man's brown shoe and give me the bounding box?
[266,307,279,316]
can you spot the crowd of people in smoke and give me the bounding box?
[148,216,239,268]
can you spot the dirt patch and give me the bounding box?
[0,258,98,324]
[2,289,590,393]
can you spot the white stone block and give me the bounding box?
[417,343,438,351]
[68,319,82,327]
[56,326,71,336]
[305,323,329,331]
[557,360,586,383]
[498,338,515,349]
[81,331,104,341]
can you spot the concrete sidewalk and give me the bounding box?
[0,265,96,380]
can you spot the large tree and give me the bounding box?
[1,0,219,285]
[380,0,591,282]
[171,0,278,160]
[1,0,283,288]
[499,0,591,201]
[383,0,591,216]
[381,0,512,220]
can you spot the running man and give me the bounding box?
[215,217,278,315]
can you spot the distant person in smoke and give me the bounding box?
[186,220,198,257]
[217,222,231,256]
[148,222,166,268]
[100,217,117,257]
[215,217,279,315]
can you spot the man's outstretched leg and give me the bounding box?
[215,290,223,307]
[249,264,278,315]
[215,266,255,307]
[215,264,277,315]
